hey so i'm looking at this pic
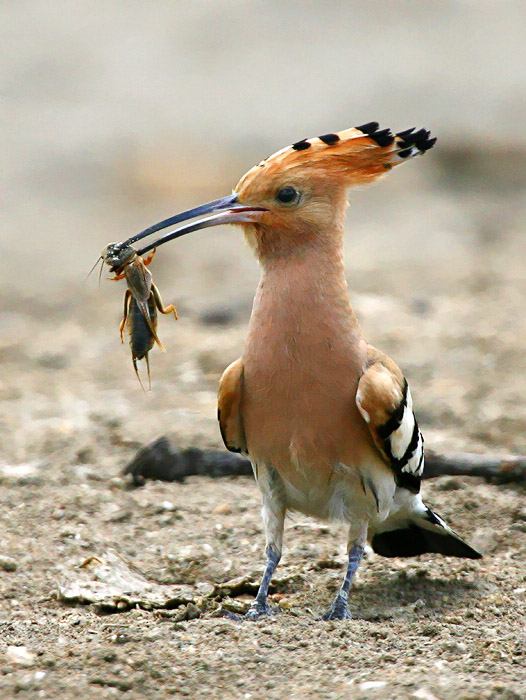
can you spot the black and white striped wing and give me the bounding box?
[356,350,424,493]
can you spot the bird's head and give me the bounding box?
[127,123,436,265]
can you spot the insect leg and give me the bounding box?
[120,290,132,343]
[110,271,126,281]
[151,283,178,320]
[142,248,157,267]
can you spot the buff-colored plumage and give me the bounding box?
[220,123,422,495]
[214,123,479,620]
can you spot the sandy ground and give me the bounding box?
[2,3,526,698]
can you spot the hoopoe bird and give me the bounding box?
[135,122,481,620]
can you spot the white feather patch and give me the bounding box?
[355,390,370,423]
[394,145,421,162]
[390,388,414,459]
[401,435,424,475]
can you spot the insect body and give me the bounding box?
[100,243,177,387]
[102,244,157,336]
[122,294,154,390]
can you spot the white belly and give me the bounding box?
[254,459,396,525]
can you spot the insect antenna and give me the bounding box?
[98,258,105,286]
[84,256,104,285]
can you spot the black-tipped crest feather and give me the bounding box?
[318,133,340,145]
[369,128,395,148]
[355,121,379,135]
[292,138,311,151]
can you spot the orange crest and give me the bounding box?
[235,122,436,196]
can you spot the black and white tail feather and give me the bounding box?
[371,490,482,559]
[357,352,482,560]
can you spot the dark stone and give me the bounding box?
[123,437,252,486]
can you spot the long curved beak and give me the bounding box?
[119,194,267,256]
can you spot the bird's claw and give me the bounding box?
[244,600,278,621]
[321,596,353,621]
[216,610,243,621]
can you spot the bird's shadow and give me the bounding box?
[349,572,483,621]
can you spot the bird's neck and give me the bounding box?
[246,228,363,354]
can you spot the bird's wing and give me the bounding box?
[356,346,424,493]
[218,357,247,454]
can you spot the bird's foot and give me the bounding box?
[216,610,243,621]
[244,599,279,621]
[321,595,353,621]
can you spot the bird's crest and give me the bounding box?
[236,122,436,192]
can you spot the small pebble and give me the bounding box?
[6,646,35,666]
[106,509,132,523]
[0,462,39,480]
[213,504,232,515]
[159,501,176,512]
[0,556,17,572]
[413,690,439,700]
[360,681,387,690]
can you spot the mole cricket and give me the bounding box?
[99,243,177,388]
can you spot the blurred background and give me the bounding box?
[1,0,526,469]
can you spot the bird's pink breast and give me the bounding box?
[241,249,375,491]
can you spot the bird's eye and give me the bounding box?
[276,186,299,205]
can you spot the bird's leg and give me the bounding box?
[244,544,281,621]
[322,525,366,621]
[245,464,286,621]
[321,544,364,620]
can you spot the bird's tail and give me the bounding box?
[370,495,482,559]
